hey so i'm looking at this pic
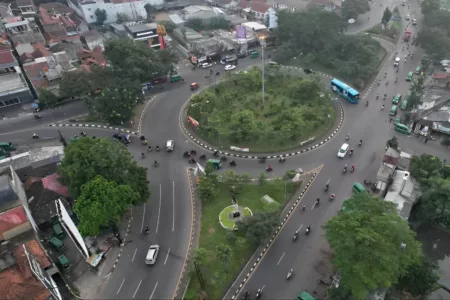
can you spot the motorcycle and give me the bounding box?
[183,151,190,157]
[229,160,236,166]
[305,226,311,235]
[266,166,273,172]
[330,194,335,201]
[364,179,372,186]
[32,134,39,139]
[199,154,206,160]
[293,231,298,241]
[154,161,159,167]
[345,134,349,140]
[80,131,87,137]
[279,157,286,163]
[190,149,197,155]
[349,150,353,156]
[351,167,355,173]
[243,291,250,300]
[358,140,362,146]
[213,151,219,157]
[221,156,227,162]
[188,158,196,164]
[365,101,369,107]
[259,156,267,163]
[343,165,347,173]
[34,114,42,119]
[144,227,149,235]
[255,289,262,299]
[148,146,152,152]
[156,146,160,152]
[286,269,293,280]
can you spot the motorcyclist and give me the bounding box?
[365,100,369,106]
[81,131,86,136]
[279,156,285,162]
[384,72,387,77]
[330,193,335,200]
[148,146,152,151]
[266,165,272,171]
[183,150,189,157]
[154,160,158,167]
[156,145,160,151]
[144,226,149,234]
[376,93,379,99]
[213,150,219,157]
[359,139,362,146]
[230,160,236,166]
[302,205,306,211]
[386,80,389,85]
[378,79,381,85]
[32,133,39,138]
[256,288,262,299]
[351,164,355,171]
[343,164,348,172]
[395,77,398,83]
[243,291,249,299]
[316,198,320,205]
[381,104,385,110]
[294,230,298,238]
[383,93,387,100]
[199,154,206,159]
[287,269,293,278]
[306,225,311,234]
[141,153,145,158]
[349,148,353,155]
[346,133,349,140]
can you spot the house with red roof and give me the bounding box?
[77,46,106,72]
[239,0,270,19]
[38,2,88,45]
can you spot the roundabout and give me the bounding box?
[219,205,253,230]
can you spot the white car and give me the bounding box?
[145,245,160,265]
[225,65,236,71]
[165,140,174,152]
[200,62,213,69]
[406,14,410,20]
[337,143,349,158]
[412,18,417,25]
[394,57,400,66]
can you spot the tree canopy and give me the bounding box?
[95,8,107,25]
[324,192,422,299]
[58,137,150,202]
[74,176,140,236]
[188,67,334,151]
[341,0,370,20]
[274,9,382,87]
[57,38,177,123]
[237,212,279,245]
[395,256,440,297]
[417,0,450,61]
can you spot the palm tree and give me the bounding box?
[216,244,233,272]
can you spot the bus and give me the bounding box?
[394,123,411,135]
[330,78,360,104]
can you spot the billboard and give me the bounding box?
[236,25,247,39]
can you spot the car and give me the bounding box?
[113,133,131,144]
[337,143,349,158]
[394,57,400,67]
[304,68,315,74]
[200,62,213,69]
[166,140,174,152]
[145,245,160,265]
[406,14,410,20]
[412,18,417,25]
[392,94,402,104]
[225,65,236,71]
[220,55,235,64]
[268,61,281,69]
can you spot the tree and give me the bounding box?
[386,136,399,150]
[416,25,450,62]
[116,12,129,24]
[95,8,107,25]
[381,7,392,25]
[215,244,233,272]
[237,212,279,245]
[323,193,422,299]
[197,176,218,203]
[38,88,59,107]
[395,257,440,297]
[103,38,177,83]
[58,137,150,202]
[421,0,440,15]
[144,3,155,20]
[341,0,370,20]
[410,154,443,182]
[59,69,99,98]
[74,176,140,236]
[193,247,210,267]
[416,177,450,228]
[82,79,143,124]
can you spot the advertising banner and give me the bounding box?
[236,25,247,39]
[188,116,199,127]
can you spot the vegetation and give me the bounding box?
[58,38,177,124]
[187,170,298,299]
[74,176,140,236]
[366,7,400,40]
[144,3,155,20]
[324,192,422,299]
[274,8,384,88]
[58,137,150,202]
[340,0,370,20]
[395,256,440,297]
[407,73,425,110]
[188,67,334,151]
[116,12,130,24]
[381,7,392,25]
[38,88,59,108]
[417,0,450,61]
[410,154,450,227]
[95,8,107,25]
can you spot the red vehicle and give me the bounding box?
[404,27,412,41]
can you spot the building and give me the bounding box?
[23,56,65,95]
[0,2,13,20]
[77,46,106,72]
[239,0,270,19]
[38,3,88,45]
[124,22,160,48]
[0,41,34,107]
[3,15,45,44]
[16,0,37,16]
[384,170,420,220]
[18,42,52,64]
[412,87,450,136]
[179,5,226,24]
[67,0,163,24]
[81,29,104,50]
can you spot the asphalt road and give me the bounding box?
[0,4,431,298]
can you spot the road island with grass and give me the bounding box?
[185,168,303,300]
[187,67,335,152]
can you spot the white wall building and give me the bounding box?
[67,0,163,24]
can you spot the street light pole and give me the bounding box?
[260,37,265,107]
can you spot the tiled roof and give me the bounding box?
[239,0,269,13]
[0,239,51,300]
[432,73,449,79]
[0,206,29,241]
[78,47,106,67]
[39,2,73,14]
[0,49,15,64]
[41,173,69,197]
[23,61,49,89]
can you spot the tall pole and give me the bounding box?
[261,39,265,107]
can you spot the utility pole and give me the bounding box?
[259,36,266,106]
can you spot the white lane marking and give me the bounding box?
[132,248,137,262]
[140,203,146,233]
[0,124,12,128]
[149,282,158,300]
[277,252,285,266]
[132,280,142,299]
[297,224,303,232]
[164,248,170,265]
[172,181,175,232]
[117,278,125,295]
[156,184,161,234]
[261,285,265,292]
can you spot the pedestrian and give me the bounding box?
[389,118,393,123]
[424,137,428,144]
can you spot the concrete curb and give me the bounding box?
[230,171,318,300]
[47,123,139,136]
[180,65,346,159]
[110,207,133,272]
[173,168,199,299]
[137,96,155,135]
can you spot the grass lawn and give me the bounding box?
[185,179,299,300]
[219,206,237,229]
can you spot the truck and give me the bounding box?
[404,27,412,42]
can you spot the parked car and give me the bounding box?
[200,62,213,69]
[225,65,236,71]
[113,133,131,144]
[304,68,315,74]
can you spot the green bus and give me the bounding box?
[298,291,316,300]
[394,123,411,134]
[400,99,408,110]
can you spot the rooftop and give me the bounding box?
[182,5,225,19]
[39,2,73,16]
[125,22,157,33]
[0,2,12,19]
[81,29,103,42]
[0,49,15,65]
[239,0,270,13]
[0,72,28,95]
[0,166,21,213]
[16,0,34,7]
[384,170,420,220]
[0,239,52,300]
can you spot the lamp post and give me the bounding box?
[259,36,266,106]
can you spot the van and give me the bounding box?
[145,245,160,265]
[268,61,281,69]
[389,105,398,116]
[394,123,411,134]
[400,99,408,110]
[415,66,421,74]
[406,72,413,81]
[165,140,174,152]
[352,182,366,194]
[394,57,400,66]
